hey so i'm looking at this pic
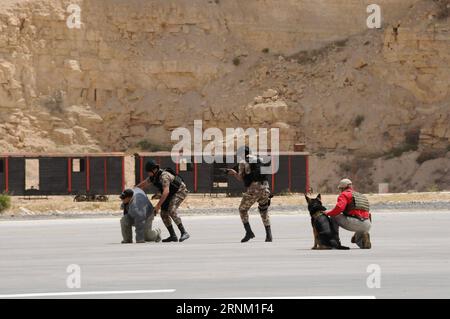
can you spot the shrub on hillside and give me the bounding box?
[354,115,365,127]
[384,128,421,159]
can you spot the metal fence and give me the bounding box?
[134,152,309,196]
[0,152,309,196]
[0,153,125,196]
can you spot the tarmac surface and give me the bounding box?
[0,211,449,299]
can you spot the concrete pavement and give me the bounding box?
[0,211,449,298]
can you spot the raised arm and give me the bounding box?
[326,193,349,217]
[227,168,243,181]
[135,178,150,190]
[154,184,170,214]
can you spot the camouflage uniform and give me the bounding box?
[144,160,190,242]
[157,171,188,227]
[238,161,271,227]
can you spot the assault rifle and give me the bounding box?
[219,165,239,175]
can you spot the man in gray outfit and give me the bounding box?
[120,188,161,244]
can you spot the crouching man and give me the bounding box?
[326,179,372,249]
[120,188,162,244]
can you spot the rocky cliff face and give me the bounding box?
[0,0,449,192]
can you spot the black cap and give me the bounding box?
[145,159,159,172]
[120,189,134,200]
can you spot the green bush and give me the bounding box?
[136,140,171,152]
[385,143,415,159]
[0,194,11,214]
[232,57,241,66]
[354,115,365,128]
[427,184,440,192]
[383,128,421,159]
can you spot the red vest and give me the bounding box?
[327,188,370,220]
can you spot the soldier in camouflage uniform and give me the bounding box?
[137,159,190,243]
[227,147,273,243]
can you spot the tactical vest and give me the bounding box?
[344,191,370,215]
[243,158,269,187]
[151,168,184,197]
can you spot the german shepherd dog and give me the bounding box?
[304,194,349,250]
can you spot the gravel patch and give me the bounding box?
[2,200,450,220]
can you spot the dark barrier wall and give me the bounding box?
[177,158,195,193]
[89,157,105,194]
[197,162,212,193]
[273,155,289,193]
[135,153,309,195]
[71,157,87,194]
[7,157,25,196]
[72,156,124,195]
[107,157,124,195]
[39,157,68,195]
[3,153,307,196]
[0,155,125,196]
[291,155,308,193]
[0,158,5,193]
[272,155,308,193]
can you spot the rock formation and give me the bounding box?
[0,0,449,192]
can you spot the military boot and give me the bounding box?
[265,225,273,242]
[361,232,372,249]
[162,225,178,242]
[241,222,255,243]
[177,223,190,242]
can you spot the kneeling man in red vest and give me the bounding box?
[326,179,372,249]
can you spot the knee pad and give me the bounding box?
[239,205,249,213]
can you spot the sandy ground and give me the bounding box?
[2,192,450,218]
[0,212,450,299]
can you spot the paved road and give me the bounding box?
[1,211,449,299]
